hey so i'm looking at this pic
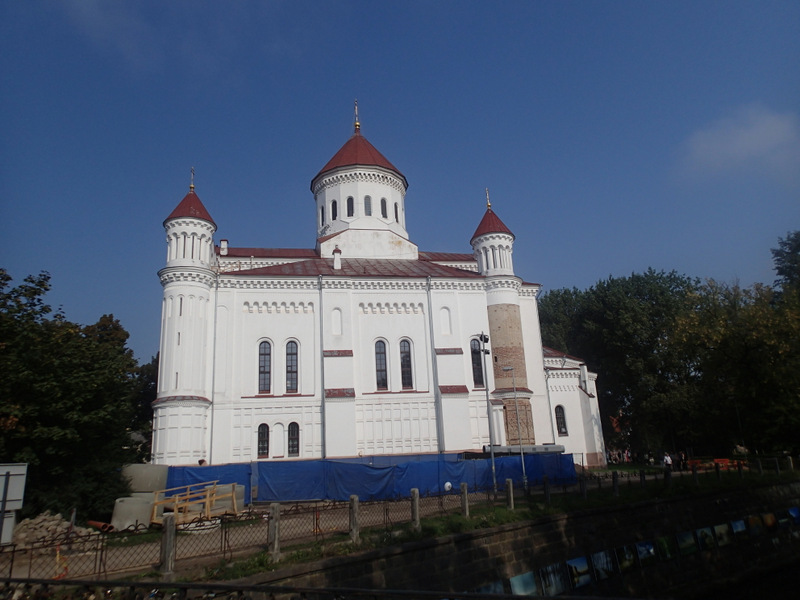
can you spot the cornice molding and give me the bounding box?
[165,219,216,233]
[159,267,215,287]
[312,168,407,196]
[153,395,211,407]
[484,278,522,293]
[216,277,487,293]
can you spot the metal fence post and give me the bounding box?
[411,488,420,531]
[506,479,514,511]
[691,465,699,487]
[738,460,744,479]
[612,471,619,497]
[460,483,469,518]
[773,457,780,476]
[639,469,646,488]
[159,513,176,579]
[580,475,587,500]
[787,456,794,472]
[756,459,763,475]
[349,495,360,544]
[269,502,281,561]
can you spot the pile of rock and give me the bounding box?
[12,511,97,549]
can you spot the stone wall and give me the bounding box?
[236,481,800,597]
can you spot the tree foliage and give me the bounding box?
[0,269,153,520]
[539,233,800,457]
[772,230,800,290]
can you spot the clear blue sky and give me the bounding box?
[2,1,798,361]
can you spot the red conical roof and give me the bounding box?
[311,128,407,190]
[471,208,514,242]
[164,189,215,226]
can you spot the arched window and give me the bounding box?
[470,339,484,388]
[347,196,354,217]
[380,198,388,218]
[258,341,271,393]
[400,340,413,389]
[364,196,372,216]
[257,424,269,458]
[375,340,388,391]
[394,203,399,223]
[331,200,338,221]
[288,422,300,457]
[286,341,298,393]
[555,405,568,436]
[320,206,325,227]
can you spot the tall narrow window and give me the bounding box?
[555,405,568,436]
[258,341,271,393]
[320,206,325,227]
[288,422,300,457]
[286,341,298,393]
[375,341,388,391]
[364,196,372,216]
[394,203,399,222]
[331,200,338,221]
[400,340,413,389]
[471,339,484,387]
[257,424,269,457]
[347,196,354,217]
[380,198,388,218]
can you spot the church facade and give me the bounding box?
[151,117,606,468]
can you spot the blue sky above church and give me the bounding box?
[1,1,798,360]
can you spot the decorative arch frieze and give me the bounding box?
[358,301,424,315]
[243,300,315,314]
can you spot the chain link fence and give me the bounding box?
[2,455,795,581]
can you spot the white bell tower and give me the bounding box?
[311,103,418,260]
[152,177,217,465]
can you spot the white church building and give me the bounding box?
[151,115,607,469]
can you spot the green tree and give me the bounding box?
[129,354,158,462]
[0,269,139,520]
[678,279,800,454]
[771,230,800,290]
[539,269,699,454]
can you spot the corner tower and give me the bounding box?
[471,194,534,446]
[152,182,216,465]
[310,106,418,260]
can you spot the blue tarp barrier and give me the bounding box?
[165,453,576,504]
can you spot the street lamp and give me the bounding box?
[502,365,527,490]
[477,333,497,493]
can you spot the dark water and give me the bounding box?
[677,560,799,599]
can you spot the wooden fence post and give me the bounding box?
[506,479,514,511]
[269,502,281,561]
[411,488,420,532]
[460,483,469,518]
[159,513,176,580]
[349,495,360,544]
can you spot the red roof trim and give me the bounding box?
[228,257,485,278]
[471,208,513,241]
[325,388,356,398]
[165,191,215,226]
[217,247,319,259]
[439,385,470,395]
[311,131,407,190]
